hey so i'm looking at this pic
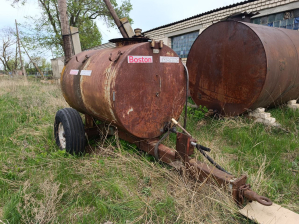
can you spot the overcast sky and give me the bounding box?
[97,0,239,43]
[0,0,239,60]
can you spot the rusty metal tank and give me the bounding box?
[61,38,185,139]
[187,20,299,115]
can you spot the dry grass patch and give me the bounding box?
[0,77,29,96]
[1,77,298,223]
[17,178,64,224]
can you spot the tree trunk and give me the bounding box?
[15,19,27,80]
[57,0,73,65]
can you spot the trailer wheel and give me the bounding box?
[54,108,85,154]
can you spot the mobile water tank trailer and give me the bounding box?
[54,36,272,207]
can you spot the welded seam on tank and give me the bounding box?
[108,43,143,131]
[79,58,100,117]
[257,27,297,105]
[60,66,68,102]
[62,58,85,112]
[274,28,299,99]
[171,88,185,119]
[104,62,117,122]
[239,21,268,110]
[77,49,115,122]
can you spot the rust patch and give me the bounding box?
[61,41,185,138]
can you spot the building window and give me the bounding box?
[171,31,199,58]
[251,9,299,30]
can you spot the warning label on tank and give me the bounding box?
[70,69,79,75]
[160,56,179,63]
[128,56,153,63]
[81,70,92,76]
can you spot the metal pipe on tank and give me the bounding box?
[187,21,299,115]
[103,0,129,38]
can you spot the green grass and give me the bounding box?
[0,77,298,223]
[184,107,299,210]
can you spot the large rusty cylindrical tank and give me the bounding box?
[61,38,185,139]
[187,21,299,115]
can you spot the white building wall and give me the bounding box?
[51,57,64,80]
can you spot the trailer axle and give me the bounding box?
[85,114,272,207]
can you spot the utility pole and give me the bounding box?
[57,0,73,65]
[15,19,27,80]
[103,0,129,38]
[14,43,18,76]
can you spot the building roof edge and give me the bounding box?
[143,0,258,33]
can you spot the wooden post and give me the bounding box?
[103,0,129,38]
[14,42,18,76]
[70,27,82,54]
[15,19,27,80]
[57,0,73,65]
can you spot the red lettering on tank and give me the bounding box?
[128,56,133,63]
[128,56,153,63]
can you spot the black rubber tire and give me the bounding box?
[54,108,85,154]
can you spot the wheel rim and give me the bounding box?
[58,122,66,149]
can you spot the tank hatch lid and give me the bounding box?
[109,38,150,43]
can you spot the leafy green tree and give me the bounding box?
[79,19,102,50]
[6,59,18,72]
[25,62,36,75]
[12,0,133,56]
